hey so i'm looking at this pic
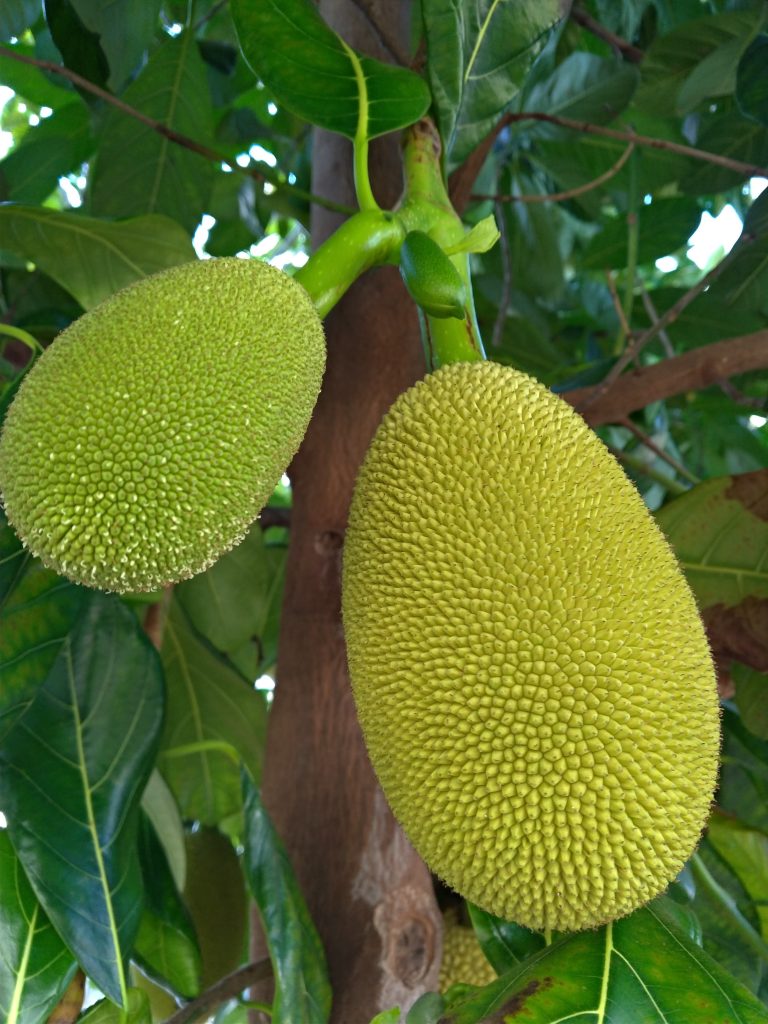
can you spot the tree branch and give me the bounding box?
[570,5,644,63]
[473,141,635,204]
[163,960,273,1024]
[576,239,752,413]
[0,45,355,216]
[501,112,768,179]
[562,331,768,426]
[619,417,700,484]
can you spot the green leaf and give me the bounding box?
[242,773,331,1024]
[160,600,267,825]
[68,0,161,90]
[88,33,214,232]
[706,232,768,318]
[676,22,764,116]
[737,35,768,126]
[0,594,164,1005]
[466,903,544,973]
[176,522,277,659]
[580,197,701,270]
[78,989,151,1024]
[369,1010,402,1024]
[0,43,75,107]
[133,816,201,999]
[0,832,78,1024]
[708,815,768,940]
[735,663,768,741]
[406,992,444,1024]
[141,770,186,891]
[689,845,768,993]
[441,907,768,1024]
[0,508,86,743]
[502,173,565,299]
[635,9,766,116]
[0,0,41,41]
[679,110,768,197]
[423,0,562,166]
[444,215,499,256]
[45,0,109,87]
[183,827,247,989]
[525,52,639,124]
[0,206,196,309]
[0,101,93,204]
[231,0,430,141]
[655,470,768,609]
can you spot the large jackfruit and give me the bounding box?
[0,258,324,592]
[342,360,720,933]
[439,910,496,991]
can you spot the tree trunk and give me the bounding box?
[257,4,442,1020]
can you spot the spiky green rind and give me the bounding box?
[342,361,720,933]
[439,911,496,991]
[0,258,325,592]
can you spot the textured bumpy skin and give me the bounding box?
[0,258,325,592]
[439,911,496,991]
[343,361,720,933]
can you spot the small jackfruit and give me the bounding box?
[399,231,467,319]
[342,361,720,933]
[0,258,325,592]
[439,911,496,992]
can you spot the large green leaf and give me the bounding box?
[423,0,562,166]
[524,52,639,125]
[737,35,768,126]
[441,907,768,1023]
[466,903,544,972]
[680,110,768,196]
[634,9,766,115]
[133,816,201,999]
[0,43,75,107]
[580,197,701,270]
[0,206,195,309]
[69,0,161,89]
[0,101,93,204]
[0,832,78,1024]
[242,773,331,1024]
[655,470,768,609]
[159,600,267,825]
[708,815,768,940]
[0,594,164,1005]
[78,989,151,1024]
[89,33,214,232]
[176,522,285,672]
[0,508,86,743]
[45,0,109,89]
[231,0,430,142]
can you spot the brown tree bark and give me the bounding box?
[256,4,441,1021]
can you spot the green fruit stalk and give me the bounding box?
[0,258,325,592]
[342,360,720,933]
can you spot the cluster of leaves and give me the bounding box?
[0,1,767,1023]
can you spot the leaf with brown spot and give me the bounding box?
[656,470,768,671]
[437,906,768,1023]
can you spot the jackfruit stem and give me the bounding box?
[295,211,404,318]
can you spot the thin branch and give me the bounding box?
[570,5,644,63]
[194,0,228,31]
[0,45,355,216]
[347,0,411,65]
[717,378,767,410]
[164,961,273,1024]
[607,445,689,495]
[473,141,636,204]
[577,239,752,412]
[604,269,632,345]
[639,281,675,357]
[562,330,768,426]
[501,112,768,180]
[619,418,701,484]
[491,200,512,351]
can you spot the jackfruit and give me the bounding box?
[342,360,720,933]
[439,910,496,991]
[0,257,324,592]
